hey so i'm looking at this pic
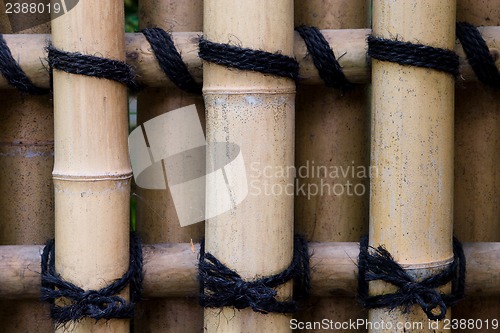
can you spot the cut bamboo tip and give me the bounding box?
[0,27,499,89]
[0,241,498,299]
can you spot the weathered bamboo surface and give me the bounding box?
[202,0,295,332]
[51,0,131,331]
[0,27,499,89]
[0,242,498,299]
[370,0,455,330]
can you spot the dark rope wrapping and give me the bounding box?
[47,44,139,91]
[198,37,300,82]
[40,233,143,326]
[142,28,202,94]
[199,235,310,314]
[456,22,500,86]
[295,25,351,90]
[367,35,460,76]
[0,34,48,94]
[358,236,466,321]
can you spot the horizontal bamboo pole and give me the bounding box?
[1,241,498,299]
[1,27,499,89]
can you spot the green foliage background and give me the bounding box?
[125,1,139,230]
[125,0,139,32]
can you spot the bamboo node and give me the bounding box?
[40,233,143,326]
[198,235,310,314]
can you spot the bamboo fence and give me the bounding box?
[294,0,370,330]
[203,0,295,332]
[0,0,53,331]
[370,0,456,331]
[51,0,131,331]
[0,0,497,332]
[1,29,499,89]
[134,0,204,332]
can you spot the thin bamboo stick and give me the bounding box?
[51,0,131,332]
[370,0,456,331]
[133,0,204,332]
[1,27,499,90]
[203,0,295,332]
[453,0,500,328]
[0,0,53,331]
[1,241,499,299]
[294,0,370,331]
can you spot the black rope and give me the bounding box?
[47,44,139,91]
[367,35,460,76]
[358,236,466,321]
[198,37,300,82]
[456,22,500,86]
[142,28,202,94]
[0,34,48,94]
[295,25,351,90]
[198,235,310,314]
[40,233,143,326]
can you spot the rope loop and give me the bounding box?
[199,235,310,314]
[358,236,466,321]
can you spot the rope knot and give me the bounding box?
[199,235,311,314]
[230,281,278,311]
[40,233,143,327]
[400,282,447,320]
[358,236,466,321]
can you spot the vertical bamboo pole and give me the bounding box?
[370,0,455,331]
[453,0,500,326]
[134,0,204,332]
[0,0,53,331]
[294,0,370,330]
[203,0,295,332]
[51,0,131,332]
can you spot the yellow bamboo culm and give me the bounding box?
[203,0,295,332]
[0,0,53,331]
[51,0,131,332]
[134,0,204,332]
[294,0,370,329]
[369,0,456,332]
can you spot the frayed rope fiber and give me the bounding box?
[198,37,300,82]
[0,34,48,94]
[142,27,202,94]
[357,236,466,321]
[456,22,500,87]
[198,235,310,314]
[367,35,460,76]
[295,26,351,90]
[40,233,143,326]
[47,44,139,91]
